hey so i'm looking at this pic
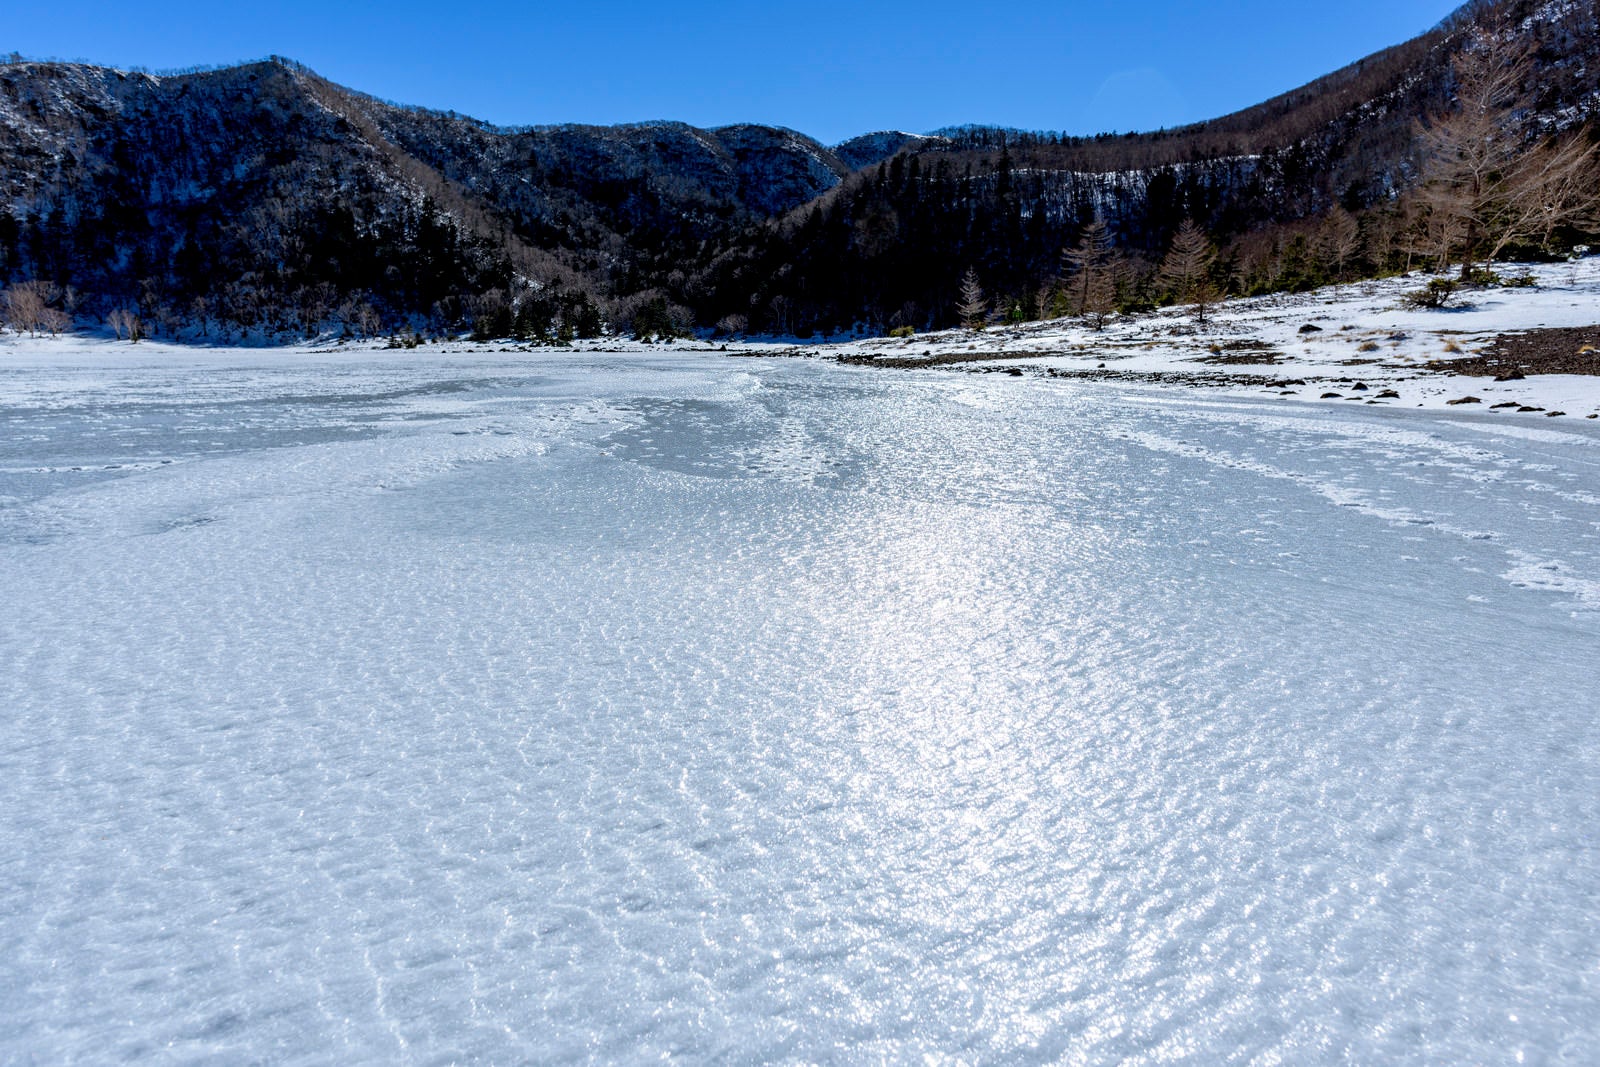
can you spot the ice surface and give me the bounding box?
[3,347,1599,1063]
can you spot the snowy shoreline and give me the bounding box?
[785,257,1600,421]
[5,258,1599,423]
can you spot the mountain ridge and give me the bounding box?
[1,0,1596,339]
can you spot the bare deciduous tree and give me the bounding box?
[956,268,987,331]
[1417,29,1600,277]
[189,296,213,339]
[1158,219,1220,323]
[339,297,383,339]
[39,307,72,336]
[1032,285,1054,322]
[766,294,791,335]
[107,308,142,342]
[1318,206,1363,281]
[1062,217,1119,329]
[2,281,54,336]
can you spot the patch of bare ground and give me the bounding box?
[836,350,1058,369]
[1432,326,1600,378]
[1041,368,1309,389]
[831,348,1315,389]
[1193,339,1284,365]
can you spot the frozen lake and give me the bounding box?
[3,347,1599,1063]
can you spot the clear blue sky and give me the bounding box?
[7,1,1464,144]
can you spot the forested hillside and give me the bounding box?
[0,58,874,340]
[1,0,1597,342]
[692,0,1600,335]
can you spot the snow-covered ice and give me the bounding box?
[3,342,1599,1063]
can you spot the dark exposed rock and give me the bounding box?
[1434,327,1600,379]
[1196,351,1284,365]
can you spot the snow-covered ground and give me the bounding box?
[787,256,1600,418]
[3,331,1600,1062]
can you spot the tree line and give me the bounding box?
[688,4,1599,337]
[1,0,1596,344]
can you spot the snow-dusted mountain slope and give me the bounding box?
[3,0,1596,336]
[0,56,865,327]
[832,130,947,170]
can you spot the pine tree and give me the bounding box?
[1158,219,1220,324]
[956,268,987,330]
